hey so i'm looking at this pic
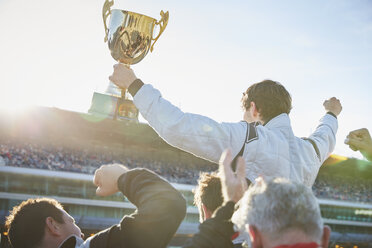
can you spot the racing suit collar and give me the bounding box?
[263,113,290,128]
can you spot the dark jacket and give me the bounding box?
[183,201,236,248]
[60,168,186,248]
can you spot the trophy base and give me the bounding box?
[88,92,139,122]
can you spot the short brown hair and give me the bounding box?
[5,198,65,248]
[242,80,292,122]
[193,172,223,215]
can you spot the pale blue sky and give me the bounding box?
[0,0,371,158]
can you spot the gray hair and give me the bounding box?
[232,178,323,242]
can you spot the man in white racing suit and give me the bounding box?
[110,64,342,187]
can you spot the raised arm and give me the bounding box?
[89,164,186,248]
[308,97,341,163]
[109,64,247,163]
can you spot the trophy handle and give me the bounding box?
[150,10,169,52]
[103,0,114,42]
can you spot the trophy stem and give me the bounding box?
[121,88,127,99]
[120,63,130,100]
[113,88,127,120]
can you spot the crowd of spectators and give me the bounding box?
[312,177,372,203]
[1,139,371,203]
[0,139,215,184]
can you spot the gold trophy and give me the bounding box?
[89,0,169,121]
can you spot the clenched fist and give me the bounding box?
[93,164,129,196]
[323,97,342,116]
[345,128,372,161]
[109,63,138,89]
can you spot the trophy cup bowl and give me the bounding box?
[103,0,169,65]
[89,0,169,121]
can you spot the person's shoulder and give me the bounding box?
[220,121,251,136]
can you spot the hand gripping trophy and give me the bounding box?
[89,0,169,121]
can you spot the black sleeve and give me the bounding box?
[183,201,235,248]
[90,168,187,248]
[128,79,144,96]
[326,111,337,119]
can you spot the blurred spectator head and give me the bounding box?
[5,198,82,248]
[193,172,223,222]
[232,178,330,248]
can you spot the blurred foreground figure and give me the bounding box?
[5,164,186,248]
[345,128,372,161]
[110,64,342,187]
[193,172,224,223]
[193,172,243,247]
[185,150,330,248]
[232,178,330,248]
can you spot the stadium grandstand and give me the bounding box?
[0,107,371,247]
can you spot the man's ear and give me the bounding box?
[249,102,259,119]
[201,204,212,221]
[321,225,331,248]
[45,217,61,236]
[248,225,262,248]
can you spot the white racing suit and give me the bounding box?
[131,82,338,187]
